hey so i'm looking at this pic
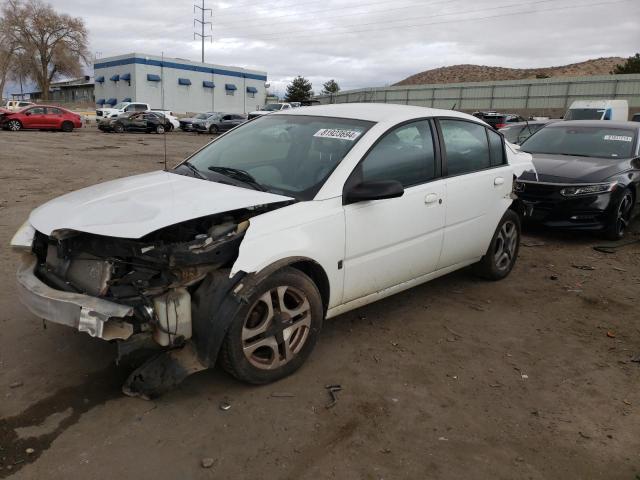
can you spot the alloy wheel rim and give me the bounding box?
[242,286,311,370]
[9,121,20,131]
[616,193,633,236]
[493,220,518,271]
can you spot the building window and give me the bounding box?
[246,86,258,98]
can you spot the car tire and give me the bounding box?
[220,267,323,384]
[156,125,165,134]
[603,188,634,241]
[7,120,22,131]
[474,209,521,281]
[61,121,74,132]
[114,123,125,133]
[209,125,219,134]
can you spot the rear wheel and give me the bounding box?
[61,121,74,132]
[7,120,22,131]
[474,209,521,280]
[220,267,323,384]
[603,188,634,240]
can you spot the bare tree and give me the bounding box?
[0,18,18,101]
[1,0,89,100]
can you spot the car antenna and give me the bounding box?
[161,51,168,171]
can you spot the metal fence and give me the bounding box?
[316,74,640,117]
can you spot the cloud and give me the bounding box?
[5,0,639,97]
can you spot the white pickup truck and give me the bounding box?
[96,102,150,119]
[247,102,293,120]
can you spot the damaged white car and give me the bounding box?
[11,104,534,397]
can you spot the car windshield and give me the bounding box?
[501,124,543,144]
[264,104,283,111]
[112,103,127,110]
[520,126,636,158]
[564,109,605,120]
[181,114,374,200]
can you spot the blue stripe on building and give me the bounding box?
[95,57,267,82]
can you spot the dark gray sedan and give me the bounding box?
[193,113,247,134]
[499,120,559,144]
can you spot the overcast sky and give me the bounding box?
[10,0,640,96]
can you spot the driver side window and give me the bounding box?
[360,120,436,187]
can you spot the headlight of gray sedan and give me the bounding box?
[10,220,36,250]
[560,182,617,197]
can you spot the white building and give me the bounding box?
[93,53,267,115]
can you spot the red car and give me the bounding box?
[1,105,82,132]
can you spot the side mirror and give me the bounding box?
[25,111,31,116]
[345,180,404,204]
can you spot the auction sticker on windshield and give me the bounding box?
[604,135,633,142]
[314,128,362,140]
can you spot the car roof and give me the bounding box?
[547,120,640,129]
[500,120,557,127]
[272,103,482,124]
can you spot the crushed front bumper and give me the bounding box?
[17,254,134,340]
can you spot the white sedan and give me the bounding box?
[11,104,533,397]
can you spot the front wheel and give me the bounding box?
[209,125,219,134]
[156,125,165,134]
[113,123,125,133]
[7,120,22,131]
[603,188,634,240]
[474,209,521,280]
[220,267,323,384]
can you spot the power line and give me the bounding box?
[212,0,425,22]
[214,0,466,30]
[215,0,562,37]
[217,0,632,43]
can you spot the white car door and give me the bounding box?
[435,119,513,269]
[342,120,446,303]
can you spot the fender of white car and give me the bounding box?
[231,197,346,309]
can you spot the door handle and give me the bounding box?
[425,193,438,204]
[494,177,505,186]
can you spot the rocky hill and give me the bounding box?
[394,57,625,86]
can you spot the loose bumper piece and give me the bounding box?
[17,254,134,340]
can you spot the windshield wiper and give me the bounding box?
[182,161,207,179]
[207,166,268,191]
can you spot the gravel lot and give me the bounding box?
[0,127,639,480]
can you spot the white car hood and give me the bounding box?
[249,111,269,116]
[29,170,293,239]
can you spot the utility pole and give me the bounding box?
[194,0,212,64]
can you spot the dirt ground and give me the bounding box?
[0,127,638,480]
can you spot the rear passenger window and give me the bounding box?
[440,120,490,176]
[361,120,436,187]
[487,129,506,166]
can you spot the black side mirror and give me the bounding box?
[345,180,404,204]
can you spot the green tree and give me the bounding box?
[321,79,340,95]
[1,0,89,100]
[284,76,313,102]
[612,53,640,74]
